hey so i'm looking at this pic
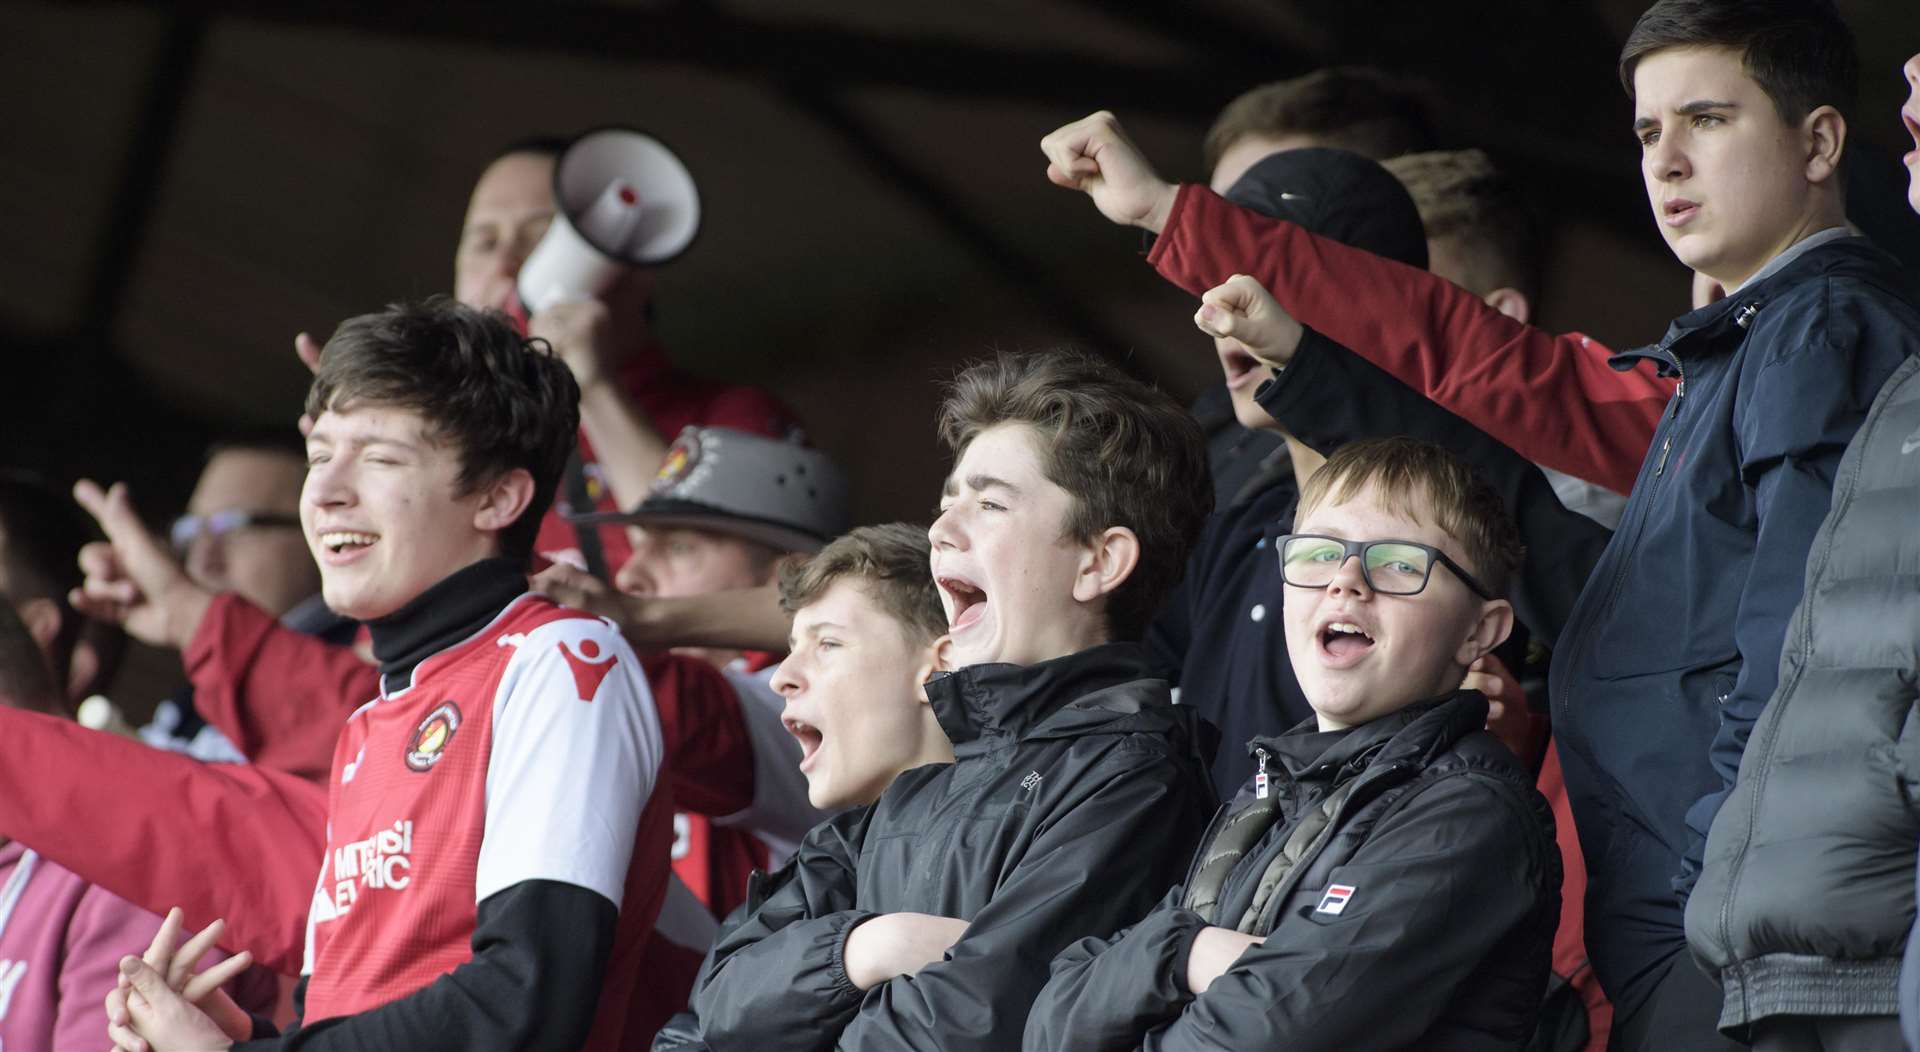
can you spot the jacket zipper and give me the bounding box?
[1254,748,1271,800]
[1250,762,1417,932]
[1555,348,1687,759]
[1654,369,1686,477]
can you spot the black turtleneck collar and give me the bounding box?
[923,642,1152,750]
[1252,689,1490,783]
[367,557,528,693]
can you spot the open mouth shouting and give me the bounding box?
[1315,616,1377,668]
[937,573,989,633]
[783,712,826,774]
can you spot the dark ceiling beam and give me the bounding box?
[52,0,1239,119]
[782,81,1147,373]
[81,10,207,340]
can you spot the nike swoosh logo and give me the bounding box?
[1902,430,1920,455]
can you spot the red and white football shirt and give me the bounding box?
[299,594,671,1046]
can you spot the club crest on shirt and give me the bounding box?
[558,636,619,702]
[404,701,463,772]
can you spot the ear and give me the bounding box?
[1454,598,1515,668]
[14,596,63,653]
[1803,104,1846,186]
[470,468,537,536]
[1070,526,1141,605]
[914,636,957,704]
[1482,287,1532,325]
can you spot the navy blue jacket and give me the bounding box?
[1548,237,1920,1017]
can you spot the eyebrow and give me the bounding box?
[941,473,1021,499]
[1633,98,1740,133]
[791,620,847,649]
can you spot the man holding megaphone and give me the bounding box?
[302,129,799,579]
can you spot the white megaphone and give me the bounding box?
[516,127,702,314]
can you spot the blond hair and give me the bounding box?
[1297,438,1525,598]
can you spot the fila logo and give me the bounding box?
[1020,771,1043,792]
[1315,883,1357,916]
[558,636,619,702]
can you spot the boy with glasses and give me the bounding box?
[1026,437,1558,1051]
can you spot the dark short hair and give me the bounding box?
[938,351,1211,641]
[1296,437,1526,598]
[305,298,581,566]
[1619,0,1857,124]
[1385,149,1543,301]
[779,523,946,645]
[1204,67,1435,173]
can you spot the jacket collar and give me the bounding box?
[923,642,1154,751]
[1608,233,1870,377]
[1250,690,1490,786]
[367,556,528,691]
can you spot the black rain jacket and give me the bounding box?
[1026,692,1559,1051]
[691,643,1217,1051]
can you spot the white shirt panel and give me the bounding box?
[475,617,663,908]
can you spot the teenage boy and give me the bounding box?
[99,298,672,1052]
[771,523,955,813]
[652,522,957,1051]
[690,351,1218,1051]
[9,428,846,1041]
[1041,3,1920,1043]
[1025,437,1559,1050]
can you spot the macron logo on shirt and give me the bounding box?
[558,636,619,702]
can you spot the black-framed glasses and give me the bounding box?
[169,510,302,554]
[1270,531,1496,601]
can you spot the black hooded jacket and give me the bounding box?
[691,643,1217,1051]
[1026,692,1559,1051]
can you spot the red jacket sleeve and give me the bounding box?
[0,707,325,974]
[184,593,378,782]
[1148,183,1673,495]
[644,653,755,818]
